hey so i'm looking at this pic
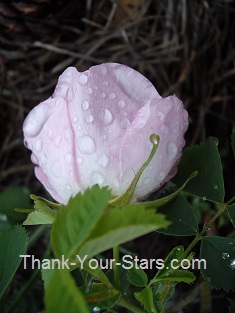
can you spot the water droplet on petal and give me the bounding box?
[77,135,96,154]
[171,126,178,134]
[65,184,71,190]
[167,142,178,160]
[97,154,109,168]
[82,100,89,111]
[109,93,116,99]
[85,115,94,123]
[100,92,106,98]
[35,138,43,152]
[91,172,104,185]
[48,129,53,138]
[55,136,62,147]
[73,116,78,123]
[51,160,61,178]
[156,111,165,121]
[87,87,92,94]
[78,73,88,85]
[66,87,74,101]
[65,152,72,164]
[65,128,72,143]
[76,157,83,164]
[118,100,126,108]
[99,109,113,125]
[103,81,108,86]
[121,118,130,129]
[159,125,169,135]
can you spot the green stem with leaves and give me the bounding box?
[184,202,228,258]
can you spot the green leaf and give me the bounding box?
[0,225,28,299]
[157,270,195,283]
[23,201,56,225]
[127,267,148,287]
[151,281,176,312]
[82,283,119,309]
[0,187,31,224]
[51,186,111,259]
[173,138,225,203]
[135,171,198,210]
[135,286,157,313]
[152,246,185,281]
[45,269,89,313]
[200,236,235,291]
[79,205,170,258]
[231,126,235,159]
[228,298,235,313]
[158,195,199,236]
[227,203,235,228]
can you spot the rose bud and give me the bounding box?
[23,63,188,204]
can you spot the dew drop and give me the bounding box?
[109,92,116,99]
[65,184,71,190]
[76,157,83,164]
[77,135,96,154]
[97,154,109,168]
[87,87,92,94]
[202,196,207,201]
[121,118,130,129]
[85,115,94,123]
[66,87,74,101]
[48,129,53,138]
[171,126,178,134]
[150,134,159,145]
[159,125,169,135]
[91,172,104,185]
[82,100,89,111]
[99,109,113,125]
[78,73,88,85]
[167,142,178,160]
[93,307,100,313]
[230,260,235,270]
[65,152,72,164]
[156,111,165,121]
[100,92,106,98]
[51,160,61,178]
[55,136,62,147]
[65,128,72,143]
[222,253,230,260]
[73,116,78,123]
[213,185,218,190]
[118,100,126,108]
[103,81,108,86]
[35,138,43,152]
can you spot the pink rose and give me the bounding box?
[23,63,188,204]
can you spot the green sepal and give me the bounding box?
[109,134,160,208]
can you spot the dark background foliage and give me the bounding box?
[0,1,235,312]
